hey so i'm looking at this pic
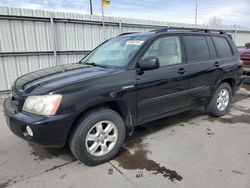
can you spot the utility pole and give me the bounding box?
[101,0,106,39]
[101,0,104,28]
[90,0,93,15]
[195,3,198,26]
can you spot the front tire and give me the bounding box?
[69,107,126,166]
[207,82,232,117]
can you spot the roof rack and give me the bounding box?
[117,32,139,36]
[151,27,227,34]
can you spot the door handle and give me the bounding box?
[177,68,187,74]
[214,62,220,67]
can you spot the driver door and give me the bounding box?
[136,36,189,123]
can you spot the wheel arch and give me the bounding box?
[218,77,236,93]
[214,75,236,95]
[67,100,132,143]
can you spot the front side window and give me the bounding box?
[142,36,182,67]
[81,36,148,68]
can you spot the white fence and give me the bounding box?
[0,6,250,92]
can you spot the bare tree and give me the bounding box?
[208,16,223,26]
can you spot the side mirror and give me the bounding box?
[138,57,160,71]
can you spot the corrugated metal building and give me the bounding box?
[0,6,250,93]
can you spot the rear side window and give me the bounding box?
[183,36,210,61]
[212,36,233,58]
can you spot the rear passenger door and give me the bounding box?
[182,35,219,105]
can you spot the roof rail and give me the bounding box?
[151,27,227,34]
[117,32,139,36]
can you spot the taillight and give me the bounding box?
[240,60,244,66]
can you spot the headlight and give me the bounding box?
[23,94,62,116]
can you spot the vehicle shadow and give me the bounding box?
[127,110,202,146]
[28,143,75,162]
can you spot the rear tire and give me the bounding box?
[207,82,232,117]
[69,107,126,166]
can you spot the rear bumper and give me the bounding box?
[3,97,76,147]
[242,75,250,83]
[243,64,250,73]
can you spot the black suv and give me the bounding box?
[4,29,243,165]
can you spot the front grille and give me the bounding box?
[11,90,25,111]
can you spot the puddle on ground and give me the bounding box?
[115,120,185,182]
[113,109,209,181]
[115,143,183,181]
[29,143,75,162]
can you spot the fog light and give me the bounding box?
[26,125,33,137]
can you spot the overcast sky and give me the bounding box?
[0,0,249,28]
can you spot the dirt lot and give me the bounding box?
[0,84,250,188]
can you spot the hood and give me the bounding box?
[14,63,116,95]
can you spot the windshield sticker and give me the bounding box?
[126,40,144,45]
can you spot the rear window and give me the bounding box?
[212,36,233,58]
[183,36,210,61]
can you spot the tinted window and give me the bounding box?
[206,36,217,59]
[142,36,182,67]
[183,36,209,61]
[212,36,233,58]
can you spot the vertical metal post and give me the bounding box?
[119,19,122,33]
[90,0,93,15]
[234,26,238,45]
[50,17,57,66]
[195,3,198,26]
[101,0,106,40]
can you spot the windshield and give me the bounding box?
[80,36,148,68]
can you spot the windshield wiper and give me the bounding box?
[85,62,108,68]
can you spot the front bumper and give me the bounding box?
[3,97,76,147]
